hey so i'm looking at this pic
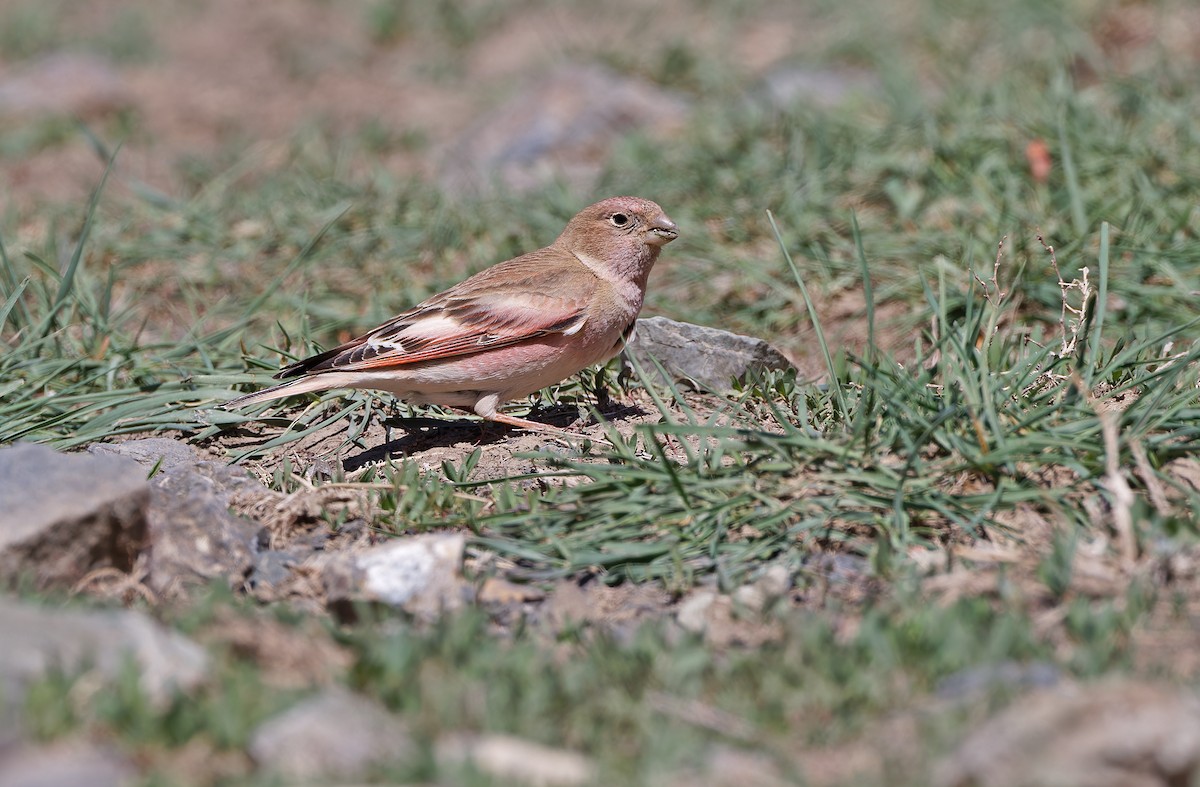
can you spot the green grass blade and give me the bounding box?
[0,275,30,332]
[766,210,848,421]
[49,142,120,321]
[1058,107,1088,237]
[1085,221,1110,384]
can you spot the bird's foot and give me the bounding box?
[485,412,604,443]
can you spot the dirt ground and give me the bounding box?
[206,383,735,480]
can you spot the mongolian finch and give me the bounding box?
[223,196,679,433]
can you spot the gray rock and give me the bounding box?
[141,459,261,597]
[623,317,793,391]
[936,680,1200,787]
[758,64,882,110]
[0,53,132,119]
[0,740,135,787]
[0,443,149,591]
[88,437,200,475]
[248,686,412,780]
[249,549,299,591]
[0,597,208,711]
[439,64,689,195]
[324,533,466,619]
[82,439,263,597]
[935,661,1062,701]
[437,733,594,787]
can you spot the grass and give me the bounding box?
[3,0,1200,783]
[436,247,1200,586]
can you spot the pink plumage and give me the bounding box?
[223,196,678,434]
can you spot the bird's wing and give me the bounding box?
[276,253,598,378]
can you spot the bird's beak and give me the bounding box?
[647,215,679,245]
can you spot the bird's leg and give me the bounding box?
[474,393,589,441]
[485,411,582,440]
[590,365,614,420]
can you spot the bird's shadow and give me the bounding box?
[341,401,647,473]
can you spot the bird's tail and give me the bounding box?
[221,375,337,409]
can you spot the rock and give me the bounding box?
[622,317,793,392]
[0,597,209,711]
[139,460,261,597]
[323,533,467,619]
[439,64,689,195]
[732,583,767,613]
[732,565,793,612]
[0,53,132,119]
[936,680,1200,787]
[935,661,1062,701]
[0,443,149,591]
[88,438,263,596]
[248,549,299,591]
[248,686,412,780]
[676,589,719,634]
[0,740,135,787]
[88,437,201,475]
[757,64,882,110]
[437,733,594,787]
[757,563,793,598]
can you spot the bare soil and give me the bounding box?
[0,0,810,211]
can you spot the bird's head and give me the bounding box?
[558,196,679,264]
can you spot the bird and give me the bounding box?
[223,196,679,435]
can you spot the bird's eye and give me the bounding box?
[609,213,630,227]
